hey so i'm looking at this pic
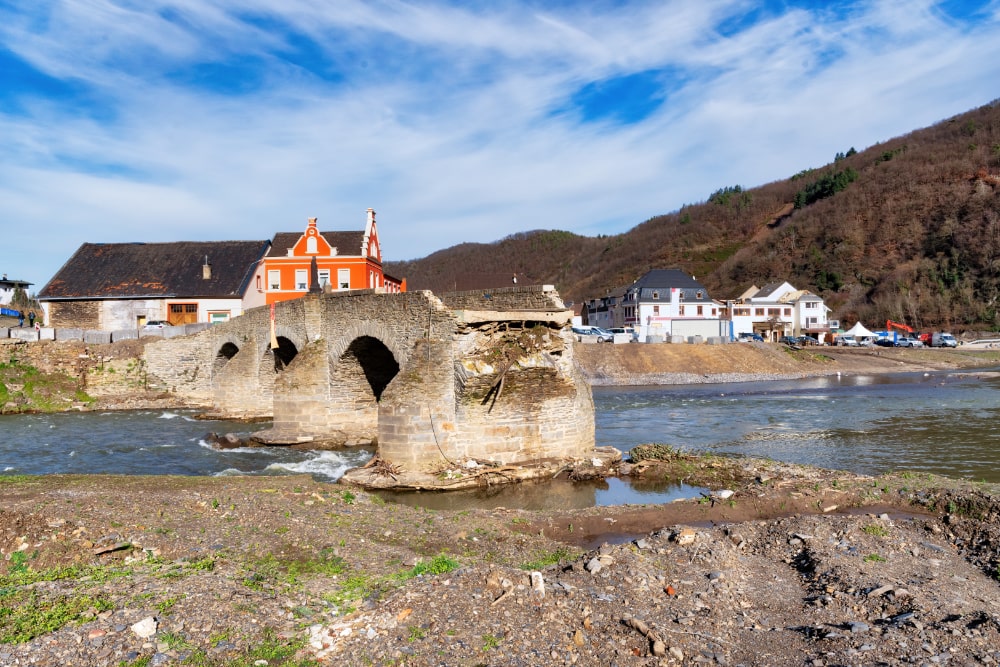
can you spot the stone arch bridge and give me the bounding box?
[144,286,594,471]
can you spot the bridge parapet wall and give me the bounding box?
[437,285,565,311]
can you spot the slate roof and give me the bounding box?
[0,276,32,288]
[625,269,711,300]
[752,282,791,299]
[268,231,366,257]
[39,241,270,299]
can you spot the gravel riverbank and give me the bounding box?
[3,457,1000,666]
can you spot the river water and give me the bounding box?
[1,369,998,505]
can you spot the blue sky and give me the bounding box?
[2,0,999,289]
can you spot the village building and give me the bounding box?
[0,274,32,307]
[584,269,726,341]
[724,281,832,340]
[261,210,404,304]
[37,241,271,330]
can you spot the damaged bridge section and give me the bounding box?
[143,285,595,472]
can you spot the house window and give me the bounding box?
[697,291,703,299]
[755,308,764,316]
[268,270,280,290]
[678,291,684,300]
[652,305,659,315]
[652,291,659,299]
[307,237,317,254]
[768,308,779,317]
[255,275,262,290]
[806,302,816,309]
[338,268,350,290]
[678,305,685,316]
[697,305,703,315]
[784,308,792,316]
[318,270,330,288]
[712,308,717,316]
[295,269,308,290]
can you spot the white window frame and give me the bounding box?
[295,269,308,290]
[338,268,350,290]
[268,270,280,290]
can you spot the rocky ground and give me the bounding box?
[3,338,1000,665]
[2,455,1000,666]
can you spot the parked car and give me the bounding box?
[571,326,614,343]
[896,337,925,348]
[779,335,800,345]
[873,338,895,347]
[142,320,169,330]
[836,335,859,347]
[609,327,638,341]
[737,332,764,342]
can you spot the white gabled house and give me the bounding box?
[583,269,726,341]
[725,281,831,340]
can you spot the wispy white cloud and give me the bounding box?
[0,0,998,289]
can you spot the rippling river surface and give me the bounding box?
[595,369,1000,482]
[2,369,999,493]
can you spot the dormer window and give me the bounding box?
[696,291,703,299]
[652,291,659,299]
[678,291,684,300]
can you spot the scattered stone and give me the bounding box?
[674,528,697,545]
[848,621,870,634]
[530,571,545,598]
[130,617,158,639]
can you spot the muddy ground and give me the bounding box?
[3,453,1000,666]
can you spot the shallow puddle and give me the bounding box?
[375,476,708,511]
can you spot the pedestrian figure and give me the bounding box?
[28,310,35,327]
[17,312,24,327]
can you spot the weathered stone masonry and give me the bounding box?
[143,285,595,471]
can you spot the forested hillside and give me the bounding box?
[387,100,1000,330]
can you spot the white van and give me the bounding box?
[931,332,957,348]
[836,334,859,347]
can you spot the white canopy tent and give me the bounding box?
[844,322,876,338]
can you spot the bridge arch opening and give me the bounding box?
[272,336,298,372]
[213,341,239,374]
[342,335,399,400]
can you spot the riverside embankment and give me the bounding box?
[5,336,1000,414]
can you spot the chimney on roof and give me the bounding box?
[203,255,212,280]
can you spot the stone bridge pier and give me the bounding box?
[143,286,595,472]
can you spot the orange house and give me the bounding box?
[260,209,405,305]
